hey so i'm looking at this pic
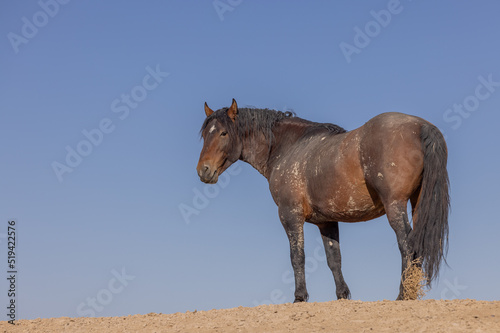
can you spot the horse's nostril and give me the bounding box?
[198,164,210,178]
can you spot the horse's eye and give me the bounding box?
[220,132,228,137]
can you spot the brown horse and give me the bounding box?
[197,99,449,301]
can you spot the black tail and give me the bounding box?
[409,123,450,284]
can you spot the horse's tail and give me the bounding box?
[409,123,450,284]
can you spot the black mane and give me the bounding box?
[201,107,346,142]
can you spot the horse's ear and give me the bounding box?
[204,102,214,117]
[227,98,238,122]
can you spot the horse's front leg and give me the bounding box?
[279,207,308,303]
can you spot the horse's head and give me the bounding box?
[197,99,242,184]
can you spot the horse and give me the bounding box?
[196,99,449,301]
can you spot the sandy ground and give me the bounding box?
[1,299,499,332]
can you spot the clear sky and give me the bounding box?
[1,0,499,320]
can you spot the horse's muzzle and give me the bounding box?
[197,164,218,184]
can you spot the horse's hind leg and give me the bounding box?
[385,200,413,300]
[410,186,421,218]
[317,222,351,299]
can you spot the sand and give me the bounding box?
[2,299,499,332]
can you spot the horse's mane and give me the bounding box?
[200,108,346,143]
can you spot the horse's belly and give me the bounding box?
[310,202,385,223]
[307,185,385,223]
[324,204,384,223]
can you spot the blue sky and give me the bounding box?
[1,0,499,320]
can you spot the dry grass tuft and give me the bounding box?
[401,257,428,300]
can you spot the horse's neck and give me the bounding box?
[240,121,309,179]
[240,132,271,178]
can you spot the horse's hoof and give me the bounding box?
[337,288,351,300]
